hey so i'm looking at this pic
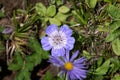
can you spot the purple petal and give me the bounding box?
[60,25,72,36]
[71,67,87,79]
[41,37,52,50]
[65,50,70,62]
[70,50,79,62]
[67,71,77,80]
[73,57,86,64]
[73,63,86,69]
[46,24,58,35]
[49,56,64,66]
[51,48,65,56]
[2,27,13,34]
[64,37,75,50]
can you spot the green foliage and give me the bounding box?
[8,37,49,80]
[43,71,54,80]
[105,28,120,42]
[1,0,120,80]
[35,2,71,26]
[106,4,120,20]
[8,51,23,71]
[112,74,120,80]
[58,6,70,13]
[35,3,46,16]
[112,38,120,55]
[47,5,56,17]
[105,4,120,56]
[95,59,110,75]
[85,0,97,8]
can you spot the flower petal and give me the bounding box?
[46,24,58,35]
[2,27,13,34]
[51,48,65,56]
[41,37,52,50]
[70,50,79,62]
[64,37,75,50]
[49,56,64,66]
[65,50,70,62]
[71,67,87,79]
[73,57,86,64]
[60,25,72,36]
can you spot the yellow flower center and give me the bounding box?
[64,62,73,70]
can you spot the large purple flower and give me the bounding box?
[49,50,88,80]
[41,24,75,56]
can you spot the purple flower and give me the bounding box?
[49,50,88,80]
[41,24,75,56]
[2,27,13,34]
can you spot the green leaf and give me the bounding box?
[112,74,120,80]
[35,3,46,16]
[72,10,87,25]
[55,12,69,22]
[56,0,63,6]
[85,0,97,8]
[16,69,31,80]
[109,57,120,74]
[43,71,54,80]
[49,18,61,26]
[47,5,56,17]
[97,57,103,67]
[105,28,120,42]
[8,51,23,71]
[110,20,120,32]
[104,0,113,3]
[112,38,120,56]
[82,50,91,59]
[106,4,120,19]
[58,6,70,13]
[95,59,110,75]
[97,25,109,32]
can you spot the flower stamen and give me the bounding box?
[64,62,73,70]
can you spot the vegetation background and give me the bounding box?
[0,0,120,80]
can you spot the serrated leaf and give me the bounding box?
[58,6,70,13]
[35,3,46,16]
[112,38,120,56]
[85,0,97,8]
[107,4,120,19]
[8,51,23,71]
[49,18,61,26]
[95,59,110,75]
[47,5,56,17]
[43,71,54,80]
[105,28,120,42]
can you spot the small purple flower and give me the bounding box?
[2,27,13,34]
[49,50,88,80]
[41,24,75,56]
